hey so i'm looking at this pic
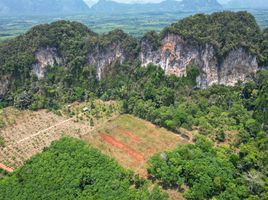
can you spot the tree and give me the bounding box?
[14,91,33,109]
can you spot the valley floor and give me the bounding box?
[0,103,191,199]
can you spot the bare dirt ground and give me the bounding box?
[99,131,145,161]
[83,114,188,200]
[0,163,14,173]
[83,115,189,176]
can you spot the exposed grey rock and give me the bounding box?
[25,34,258,89]
[32,47,62,79]
[88,44,126,80]
[218,48,257,86]
[0,76,10,97]
[140,34,258,88]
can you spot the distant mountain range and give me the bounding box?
[0,0,89,15]
[1,0,267,16]
[225,0,268,9]
[0,0,223,16]
[91,0,222,13]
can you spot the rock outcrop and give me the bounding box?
[88,44,126,80]
[0,76,10,97]
[27,34,258,88]
[140,34,258,88]
[32,47,62,79]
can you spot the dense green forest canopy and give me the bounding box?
[0,137,168,200]
[148,133,268,199]
[148,137,239,200]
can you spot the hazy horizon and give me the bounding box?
[83,0,231,7]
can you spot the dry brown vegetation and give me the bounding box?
[0,100,120,168]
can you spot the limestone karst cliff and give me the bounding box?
[0,12,266,98]
[33,47,62,79]
[26,33,258,90]
[140,34,258,88]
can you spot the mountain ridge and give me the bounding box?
[0,0,90,15]
[225,0,268,9]
[91,0,222,14]
[0,0,223,16]
[0,11,267,100]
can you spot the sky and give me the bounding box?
[83,0,231,7]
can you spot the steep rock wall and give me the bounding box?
[218,48,258,86]
[30,44,129,81]
[0,76,10,97]
[5,35,257,93]
[140,34,258,88]
[88,44,126,80]
[32,47,62,79]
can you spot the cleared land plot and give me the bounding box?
[0,101,120,168]
[0,108,89,168]
[83,114,189,177]
[83,115,188,200]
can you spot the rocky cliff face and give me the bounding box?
[15,34,258,89]
[32,47,62,79]
[88,44,126,80]
[30,43,130,81]
[140,34,258,88]
[0,75,10,97]
[218,48,258,86]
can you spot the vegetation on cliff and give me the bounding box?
[162,11,261,59]
[259,28,268,66]
[0,12,266,99]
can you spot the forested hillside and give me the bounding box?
[0,11,267,110]
[162,11,261,59]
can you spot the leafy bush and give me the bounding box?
[148,137,247,200]
[14,91,33,109]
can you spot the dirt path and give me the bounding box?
[0,163,14,173]
[10,114,120,148]
[3,117,75,150]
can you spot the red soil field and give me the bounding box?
[0,163,14,173]
[117,127,156,154]
[117,127,142,143]
[99,132,145,161]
